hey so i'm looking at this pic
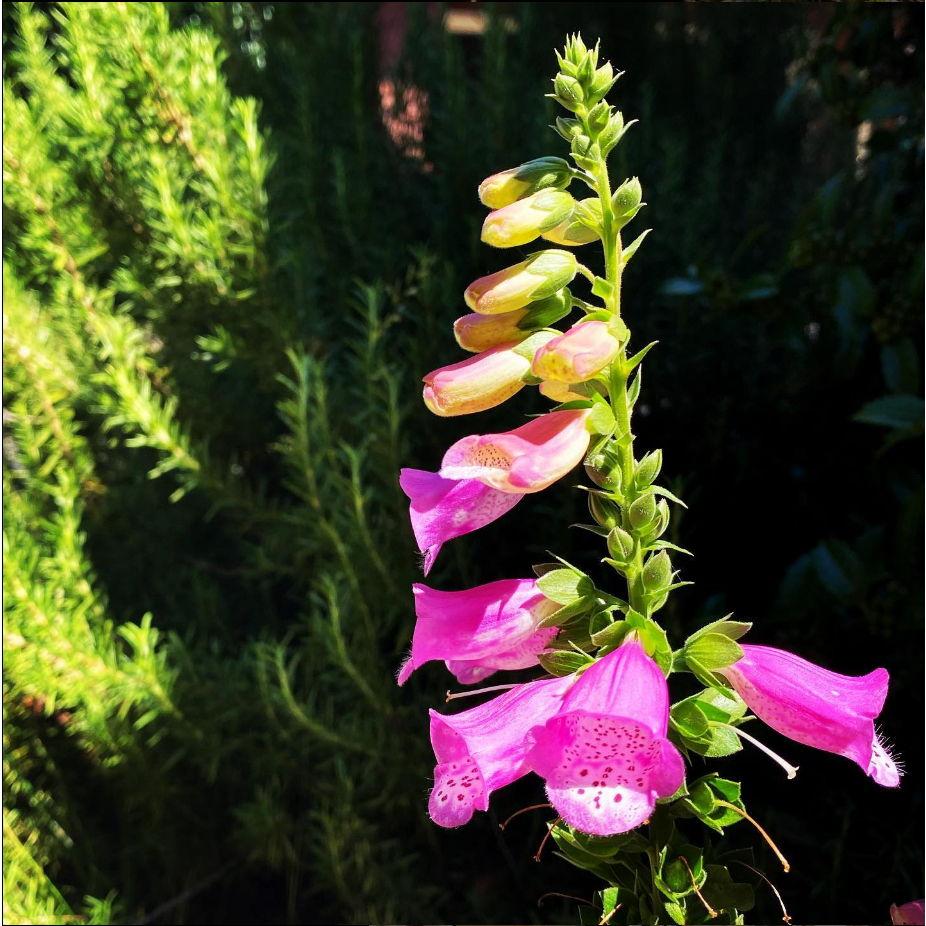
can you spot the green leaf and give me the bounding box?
[683,633,743,672]
[664,900,687,924]
[650,485,688,508]
[625,340,658,373]
[591,276,615,301]
[701,865,754,913]
[590,618,630,648]
[687,616,752,644]
[536,596,596,628]
[622,229,652,266]
[538,650,593,676]
[537,567,590,605]
[853,394,924,433]
[587,397,616,435]
[670,700,709,738]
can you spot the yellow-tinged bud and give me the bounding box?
[477,157,572,209]
[464,250,578,315]
[531,320,622,383]
[539,380,587,404]
[453,309,530,353]
[481,190,575,248]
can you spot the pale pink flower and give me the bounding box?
[422,334,555,417]
[531,320,622,383]
[439,409,592,494]
[465,250,577,315]
[453,309,531,353]
[397,579,558,685]
[720,644,901,787]
[527,640,685,836]
[428,675,574,827]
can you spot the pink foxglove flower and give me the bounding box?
[428,675,574,828]
[465,250,577,315]
[528,640,685,836]
[399,469,522,575]
[481,189,575,248]
[891,900,925,926]
[397,579,559,685]
[453,309,532,353]
[422,333,555,417]
[440,409,592,494]
[531,320,622,383]
[538,379,587,404]
[720,644,900,787]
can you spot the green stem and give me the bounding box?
[592,150,645,613]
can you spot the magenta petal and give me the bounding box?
[722,644,898,786]
[429,757,487,827]
[891,900,926,926]
[398,580,557,685]
[559,641,670,736]
[427,675,573,828]
[399,468,522,574]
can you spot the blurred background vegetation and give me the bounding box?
[2,2,922,924]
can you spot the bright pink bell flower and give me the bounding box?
[398,579,559,685]
[439,408,592,494]
[531,320,622,383]
[399,468,522,575]
[527,640,685,836]
[720,644,901,787]
[428,675,574,828]
[891,900,925,925]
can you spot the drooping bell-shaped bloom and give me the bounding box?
[422,333,555,417]
[465,250,577,315]
[527,640,685,836]
[531,321,622,383]
[398,579,559,685]
[891,900,925,926]
[719,644,900,787]
[429,675,575,827]
[440,409,592,494]
[482,190,575,248]
[399,468,523,575]
[478,157,572,209]
[453,309,531,353]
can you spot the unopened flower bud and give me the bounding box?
[607,526,635,562]
[588,62,616,102]
[642,551,672,592]
[553,74,584,112]
[598,111,628,156]
[554,117,583,141]
[482,190,576,248]
[542,198,601,246]
[531,320,621,383]
[587,101,611,135]
[465,250,577,315]
[422,332,555,416]
[585,444,622,490]
[589,493,620,529]
[612,177,643,226]
[478,157,573,209]
[634,450,662,488]
[628,491,657,530]
[453,309,531,353]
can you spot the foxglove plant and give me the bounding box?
[399,35,902,925]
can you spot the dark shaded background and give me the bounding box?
[5,2,923,924]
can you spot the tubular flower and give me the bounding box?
[397,579,559,685]
[465,250,577,315]
[428,675,575,828]
[422,333,555,417]
[527,640,685,836]
[719,644,901,787]
[482,189,575,248]
[478,156,572,209]
[399,468,523,575]
[440,409,592,494]
[453,309,532,353]
[531,320,622,383]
